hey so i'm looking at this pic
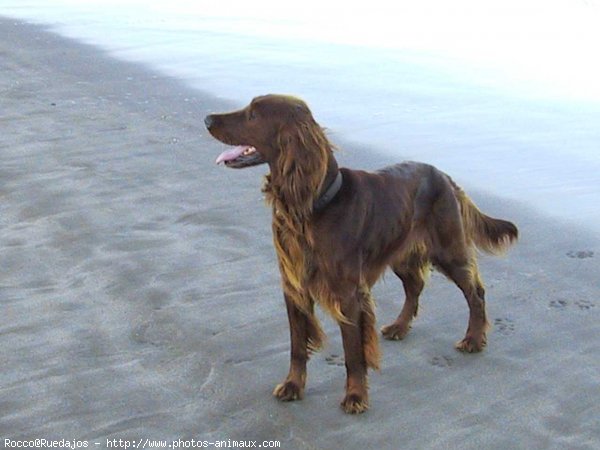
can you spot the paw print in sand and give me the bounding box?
[325,354,345,367]
[566,250,594,259]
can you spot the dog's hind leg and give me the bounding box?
[447,261,489,352]
[428,176,490,352]
[430,220,489,352]
[382,246,428,341]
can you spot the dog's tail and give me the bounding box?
[455,187,518,255]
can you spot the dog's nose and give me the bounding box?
[204,114,215,129]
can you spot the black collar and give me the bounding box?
[313,171,343,213]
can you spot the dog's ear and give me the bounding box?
[276,120,329,173]
[276,125,299,176]
[273,120,330,221]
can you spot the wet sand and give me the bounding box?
[1,18,599,449]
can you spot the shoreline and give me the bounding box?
[3,7,600,229]
[1,17,598,449]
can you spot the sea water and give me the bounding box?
[2,0,599,229]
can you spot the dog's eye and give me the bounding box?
[248,110,257,121]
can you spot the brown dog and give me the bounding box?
[205,94,518,413]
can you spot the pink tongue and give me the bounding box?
[215,146,249,164]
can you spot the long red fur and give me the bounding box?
[205,95,518,413]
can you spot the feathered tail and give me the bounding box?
[456,189,519,254]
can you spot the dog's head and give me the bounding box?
[205,94,325,170]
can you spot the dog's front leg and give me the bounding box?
[273,293,310,401]
[339,293,370,414]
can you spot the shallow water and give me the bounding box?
[2,0,600,230]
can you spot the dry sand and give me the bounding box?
[1,18,599,450]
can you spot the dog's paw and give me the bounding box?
[455,334,487,353]
[340,393,369,414]
[381,322,410,341]
[273,380,303,402]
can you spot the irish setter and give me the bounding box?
[205,94,518,414]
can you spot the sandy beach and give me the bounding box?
[1,17,599,449]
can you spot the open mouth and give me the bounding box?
[215,145,266,169]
